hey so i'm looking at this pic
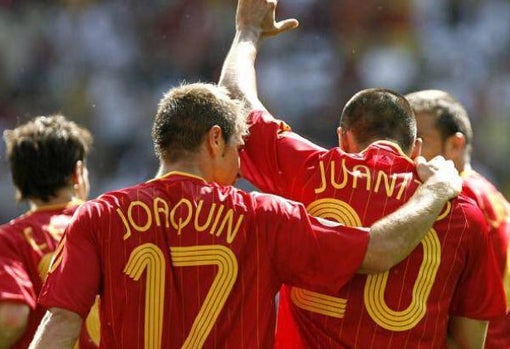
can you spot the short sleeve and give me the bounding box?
[38,204,101,318]
[254,193,369,294]
[241,110,325,197]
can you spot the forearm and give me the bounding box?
[448,316,488,349]
[29,308,82,349]
[361,184,448,273]
[219,29,265,111]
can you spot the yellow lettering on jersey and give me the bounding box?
[291,199,360,318]
[307,199,361,227]
[154,197,170,228]
[374,170,399,198]
[208,204,225,236]
[314,160,415,201]
[364,228,441,331]
[394,175,410,200]
[124,244,238,349]
[23,227,47,253]
[352,165,371,191]
[195,202,217,232]
[291,287,347,318]
[170,198,193,235]
[118,198,245,244]
[117,208,133,240]
[128,201,152,232]
[215,209,244,244]
[124,244,165,349]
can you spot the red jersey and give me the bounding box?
[462,169,510,349]
[0,201,99,349]
[39,171,370,349]
[240,111,506,349]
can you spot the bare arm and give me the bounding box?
[219,0,298,110]
[447,317,488,349]
[0,302,30,349]
[359,156,462,273]
[220,2,463,273]
[29,307,82,349]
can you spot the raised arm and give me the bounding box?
[360,156,462,273]
[219,0,298,110]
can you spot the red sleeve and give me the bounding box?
[449,203,507,319]
[253,192,369,294]
[0,232,37,309]
[38,204,101,319]
[241,110,326,197]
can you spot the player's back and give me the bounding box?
[0,202,98,348]
[273,142,502,349]
[68,171,366,348]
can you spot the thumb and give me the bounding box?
[267,18,299,36]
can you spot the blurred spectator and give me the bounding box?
[1,0,509,222]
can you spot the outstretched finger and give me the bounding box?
[265,18,299,36]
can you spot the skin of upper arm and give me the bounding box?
[29,307,82,349]
[447,316,488,349]
[0,301,30,348]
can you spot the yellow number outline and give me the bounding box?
[124,243,238,349]
[291,198,441,331]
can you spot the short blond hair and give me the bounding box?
[152,82,249,162]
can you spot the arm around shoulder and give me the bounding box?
[359,156,462,273]
[29,307,82,349]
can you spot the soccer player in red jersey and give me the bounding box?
[406,89,510,349]
[30,82,461,349]
[218,0,507,348]
[0,115,99,348]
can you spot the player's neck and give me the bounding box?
[29,187,78,211]
[157,160,208,182]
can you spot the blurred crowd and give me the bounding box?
[1,0,510,222]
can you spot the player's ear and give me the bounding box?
[337,127,349,151]
[206,125,225,158]
[410,138,422,159]
[444,132,465,160]
[72,161,84,187]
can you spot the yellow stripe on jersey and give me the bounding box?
[364,229,441,331]
[291,287,347,318]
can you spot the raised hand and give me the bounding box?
[236,0,299,37]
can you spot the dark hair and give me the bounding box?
[340,88,416,153]
[3,114,92,202]
[406,89,472,154]
[152,82,248,162]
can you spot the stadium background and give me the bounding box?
[1,0,509,222]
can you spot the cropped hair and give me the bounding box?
[3,114,92,202]
[152,82,248,162]
[340,88,417,153]
[406,89,473,154]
